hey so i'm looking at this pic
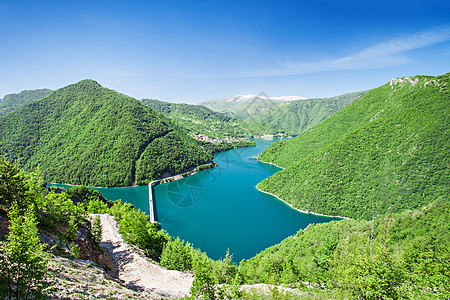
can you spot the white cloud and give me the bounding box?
[278,25,450,75]
[187,25,450,79]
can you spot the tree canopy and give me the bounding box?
[0,89,52,117]
[258,73,449,220]
[0,80,212,187]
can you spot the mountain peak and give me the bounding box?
[230,94,307,103]
[74,79,102,87]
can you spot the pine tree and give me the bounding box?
[0,154,30,211]
[0,202,51,299]
[191,258,216,299]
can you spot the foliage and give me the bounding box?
[199,140,256,155]
[160,237,193,271]
[0,154,35,211]
[117,207,169,260]
[238,198,450,299]
[109,199,136,218]
[90,215,102,247]
[67,186,110,214]
[142,99,264,138]
[85,198,109,214]
[134,130,211,185]
[36,189,84,229]
[218,249,238,284]
[0,80,211,187]
[198,92,361,135]
[69,241,81,259]
[0,202,50,299]
[66,186,107,204]
[191,257,217,299]
[0,89,52,117]
[258,73,450,219]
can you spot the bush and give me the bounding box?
[160,237,193,271]
[118,208,168,260]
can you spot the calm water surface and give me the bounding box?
[51,138,340,262]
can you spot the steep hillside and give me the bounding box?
[0,89,53,117]
[239,198,449,299]
[199,92,360,135]
[0,80,211,187]
[251,91,364,135]
[199,94,305,119]
[258,73,449,220]
[142,99,248,138]
[142,98,282,138]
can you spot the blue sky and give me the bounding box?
[1,0,449,103]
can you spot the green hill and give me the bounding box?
[142,98,282,138]
[199,93,360,135]
[0,80,211,187]
[250,91,364,135]
[142,99,248,138]
[257,73,449,220]
[0,89,53,117]
[199,94,302,120]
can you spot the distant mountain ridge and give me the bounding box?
[0,80,211,187]
[142,98,284,138]
[250,91,365,135]
[223,94,307,103]
[199,94,306,119]
[199,92,362,134]
[0,88,53,117]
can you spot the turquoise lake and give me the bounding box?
[51,138,340,262]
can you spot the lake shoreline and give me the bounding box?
[159,161,218,184]
[47,143,259,189]
[256,186,351,220]
[255,157,286,169]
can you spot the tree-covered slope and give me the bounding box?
[258,73,449,219]
[199,93,360,135]
[0,80,211,187]
[0,89,53,117]
[142,98,282,138]
[250,91,364,135]
[142,99,248,138]
[239,198,449,299]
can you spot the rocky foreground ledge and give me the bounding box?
[49,214,193,299]
[98,214,194,299]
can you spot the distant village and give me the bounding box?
[193,134,240,143]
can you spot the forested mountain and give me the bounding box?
[258,73,449,220]
[142,98,282,138]
[142,99,249,138]
[250,91,364,135]
[0,89,53,117]
[0,80,212,187]
[199,94,304,119]
[199,92,361,135]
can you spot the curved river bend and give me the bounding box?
[55,138,340,262]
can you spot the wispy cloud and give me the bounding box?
[277,25,450,75]
[187,25,450,79]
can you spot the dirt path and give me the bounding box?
[97,214,194,299]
